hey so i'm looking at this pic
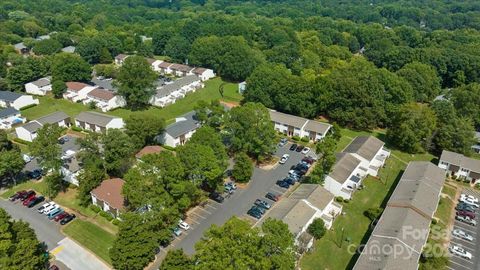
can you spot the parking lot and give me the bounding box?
[449,189,480,270]
[148,142,313,269]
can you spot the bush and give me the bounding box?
[112,219,120,226]
[364,207,383,221]
[307,218,326,240]
[162,145,176,151]
[431,218,438,225]
[90,204,101,213]
[99,211,114,221]
[232,152,254,183]
[13,137,31,145]
[335,196,343,202]
[19,104,38,110]
[343,199,350,203]
[71,126,82,132]
[301,136,310,142]
[292,135,300,141]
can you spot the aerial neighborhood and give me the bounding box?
[1,1,480,270]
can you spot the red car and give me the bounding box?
[22,195,37,206]
[20,190,36,202]
[9,190,27,201]
[457,210,475,220]
[54,212,69,222]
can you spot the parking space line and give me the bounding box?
[196,207,212,215]
[190,212,207,221]
[454,225,477,235]
[451,237,476,246]
[450,241,476,253]
[450,259,473,269]
[270,186,286,194]
[451,255,474,265]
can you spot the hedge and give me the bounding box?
[112,219,120,226]
[292,135,300,141]
[13,137,32,145]
[301,136,310,142]
[90,204,101,213]
[19,104,38,110]
[71,126,83,132]
[99,211,114,221]
[162,145,176,151]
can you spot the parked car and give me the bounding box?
[60,214,75,225]
[37,202,53,213]
[458,202,476,211]
[58,136,69,144]
[27,169,43,180]
[461,194,479,203]
[295,145,304,152]
[279,154,290,164]
[20,190,36,201]
[224,185,234,194]
[302,157,315,164]
[284,177,296,186]
[449,245,472,260]
[225,182,237,190]
[43,204,59,215]
[22,195,37,206]
[456,215,477,226]
[456,203,475,213]
[301,147,310,154]
[251,205,266,215]
[179,220,190,230]
[9,190,27,201]
[254,199,271,209]
[209,192,225,203]
[247,208,262,219]
[54,212,69,222]
[27,196,44,208]
[47,208,64,220]
[265,192,280,202]
[276,180,290,189]
[22,154,33,163]
[289,144,297,151]
[173,227,182,236]
[459,197,479,208]
[457,210,475,220]
[278,138,288,147]
[452,229,474,241]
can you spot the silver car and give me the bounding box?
[452,228,474,241]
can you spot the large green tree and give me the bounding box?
[177,143,223,189]
[231,152,253,183]
[29,124,63,171]
[397,62,441,103]
[32,38,62,55]
[125,113,165,149]
[188,126,228,170]
[159,249,193,270]
[102,129,135,176]
[116,55,157,109]
[448,83,480,128]
[51,53,92,82]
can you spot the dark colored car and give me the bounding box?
[54,212,69,222]
[49,265,59,270]
[289,144,297,151]
[20,190,36,201]
[27,169,43,180]
[27,196,44,208]
[58,137,69,144]
[209,192,225,203]
[456,204,475,213]
[457,210,475,220]
[251,205,266,215]
[247,208,262,219]
[302,157,315,164]
[254,199,271,209]
[9,190,27,201]
[295,145,304,152]
[458,202,476,211]
[60,214,76,225]
[284,177,296,186]
[22,195,37,206]
[265,192,280,202]
[276,180,290,189]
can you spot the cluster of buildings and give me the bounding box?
[0,91,38,129]
[324,136,390,199]
[14,33,75,55]
[63,82,126,112]
[269,110,332,142]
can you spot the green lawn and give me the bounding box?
[0,180,48,199]
[21,78,242,123]
[300,156,406,270]
[63,219,115,265]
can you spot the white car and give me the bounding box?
[449,245,472,260]
[279,154,290,164]
[461,194,479,203]
[456,215,477,226]
[452,228,474,241]
[179,220,190,230]
[43,204,59,215]
[301,147,310,154]
[22,154,33,163]
[37,202,53,213]
[459,197,479,208]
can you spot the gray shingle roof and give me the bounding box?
[303,120,331,135]
[165,111,200,138]
[343,136,385,162]
[14,42,27,50]
[75,111,117,127]
[21,121,43,133]
[0,91,22,102]
[440,150,480,173]
[329,153,362,184]
[61,46,76,53]
[30,77,51,87]
[0,107,19,119]
[36,111,69,125]
[269,110,308,129]
[155,75,200,98]
[289,184,334,211]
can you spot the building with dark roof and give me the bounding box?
[0,91,39,110]
[157,111,201,147]
[74,111,124,133]
[269,110,332,142]
[0,107,25,129]
[15,111,70,142]
[439,150,480,182]
[343,136,390,176]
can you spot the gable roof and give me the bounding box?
[440,150,480,173]
[0,107,19,119]
[87,88,115,101]
[343,136,385,162]
[329,153,362,184]
[0,91,22,102]
[14,42,27,50]
[158,61,172,68]
[155,75,200,98]
[115,54,129,61]
[36,111,69,125]
[61,46,76,53]
[304,120,331,135]
[269,110,308,129]
[192,67,207,75]
[75,111,118,127]
[289,184,334,211]
[30,77,51,87]
[165,111,200,138]
[66,82,90,92]
[169,63,194,73]
[135,145,163,159]
[21,121,43,133]
[91,178,125,210]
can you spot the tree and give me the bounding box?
[32,38,62,55]
[116,55,157,109]
[189,126,228,170]
[307,218,326,240]
[397,62,441,103]
[152,28,173,55]
[51,80,66,98]
[386,103,437,153]
[364,207,383,221]
[102,129,135,176]
[6,57,48,91]
[110,212,159,270]
[218,36,264,81]
[29,124,63,171]
[177,143,223,189]
[0,147,24,186]
[194,217,295,270]
[448,83,480,128]
[51,53,91,83]
[125,113,165,149]
[231,152,253,183]
[160,249,193,270]
[0,209,48,269]
[224,102,276,161]
[77,163,105,206]
[44,172,63,198]
[164,35,191,63]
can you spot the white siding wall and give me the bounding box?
[12,95,39,110]
[105,118,125,130]
[15,126,35,142]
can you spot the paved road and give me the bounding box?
[52,238,110,270]
[148,143,308,269]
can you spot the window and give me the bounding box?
[441,161,448,165]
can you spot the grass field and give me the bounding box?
[21,78,241,122]
[63,219,115,265]
[0,180,48,199]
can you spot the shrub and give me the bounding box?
[162,145,176,151]
[343,199,350,203]
[301,136,310,142]
[335,196,343,202]
[364,207,383,221]
[13,137,31,145]
[19,104,37,110]
[232,152,253,183]
[307,218,326,240]
[90,204,101,213]
[292,135,300,141]
[112,219,120,226]
[71,126,83,132]
[99,211,114,221]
